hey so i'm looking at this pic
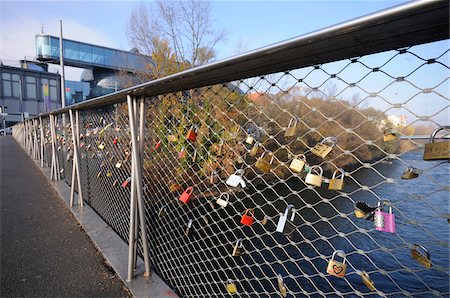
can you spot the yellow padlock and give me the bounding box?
[277,274,287,297]
[305,165,323,187]
[98,142,105,150]
[245,135,255,145]
[383,128,398,142]
[284,117,298,138]
[232,238,243,256]
[289,154,307,173]
[423,126,450,161]
[255,151,274,173]
[249,142,260,157]
[328,168,345,190]
[411,244,432,268]
[326,250,347,278]
[226,280,237,294]
[361,271,376,291]
[311,136,337,158]
[217,139,224,156]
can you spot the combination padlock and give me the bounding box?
[383,128,398,142]
[289,154,307,173]
[216,193,230,207]
[374,200,396,233]
[423,126,450,161]
[411,244,432,268]
[326,250,347,278]
[122,177,131,188]
[255,151,274,173]
[276,204,296,233]
[232,238,243,256]
[311,136,337,158]
[284,117,298,138]
[186,125,199,142]
[240,209,255,226]
[277,274,287,297]
[249,142,260,157]
[328,168,345,190]
[226,170,246,188]
[179,186,194,204]
[305,165,323,187]
[401,166,422,180]
[361,271,376,291]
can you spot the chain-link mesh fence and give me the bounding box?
[14,36,449,297]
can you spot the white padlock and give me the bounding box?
[226,170,246,188]
[216,193,230,207]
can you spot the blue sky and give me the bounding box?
[0,1,448,125]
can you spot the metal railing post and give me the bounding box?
[39,117,45,167]
[69,109,83,207]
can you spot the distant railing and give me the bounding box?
[13,1,449,297]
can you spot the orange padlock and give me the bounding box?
[186,125,198,142]
[179,186,194,204]
[240,209,255,226]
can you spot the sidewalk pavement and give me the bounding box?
[0,136,131,297]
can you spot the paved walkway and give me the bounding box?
[0,136,130,297]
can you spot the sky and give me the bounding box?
[0,1,448,125]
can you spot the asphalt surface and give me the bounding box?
[0,136,130,298]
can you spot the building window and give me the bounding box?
[2,73,20,98]
[26,76,37,99]
[49,79,58,101]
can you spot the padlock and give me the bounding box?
[106,171,112,177]
[261,215,269,225]
[354,201,377,220]
[216,193,230,207]
[255,151,274,173]
[167,134,177,142]
[202,215,209,225]
[154,140,161,151]
[326,250,347,278]
[284,117,298,138]
[113,138,118,145]
[57,145,61,151]
[329,169,345,190]
[192,149,197,162]
[186,125,198,142]
[232,238,243,256]
[115,161,122,168]
[305,165,323,187]
[240,209,255,226]
[277,274,287,297]
[311,136,337,158]
[209,170,218,184]
[179,186,194,204]
[289,154,307,173]
[66,153,72,161]
[178,147,186,159]
[411,244,432,268]
[125,151,131,162]
[401,166,422,180]
[60,168,64,174]
[374,200,396,233]
[423,126,450,161]
[122,177,131,188]
[98,142,105,150]
[217,139,224,156]
[245,130,255,145]
[169,184,180,193]
[226,170,246,188]
[249,142,260,157]
[113,180,119,187]
[361,271,376,291]
[276,204,296,233]
[158,206,166,217]
[97,171,101,178]
[226,280,237,294]
[185,219,192,237]
[383,128,398,142]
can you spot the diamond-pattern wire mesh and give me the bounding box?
[32,40,449,297]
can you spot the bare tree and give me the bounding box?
[127,0,226,78]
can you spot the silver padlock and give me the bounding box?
[276,204,296,233]
[226,170,246,188]
[185,219,193,237]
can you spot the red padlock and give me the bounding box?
[113,137,118,145]
[186,125,198,142]
[179,187,194,204]
[240,209,255,226]
[122,177,131,188]
[154,140,161,150]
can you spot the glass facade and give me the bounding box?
[35,35,150,71]
[25,76,37,99]
[2,73,20,98]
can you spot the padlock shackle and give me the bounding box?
[309,165,323,176]
[277,274,285,288]
[184,186,194,195]
[218,193,230,202]
[287,117,298,128]
[429,125,450,143]
[187,219,192,228]
[413,244,430,259]
[244,208,254,217]
[321,136,337,147]
[331,250,346,264]
[235,169,245,176]
[283,204,295,219]
[236,238,243,247]
[332,168,345,180]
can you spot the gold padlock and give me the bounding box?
[383,128,399,142]
[289,154,307,173]
[361,271,376,291]
[261,215,269,225]
[423,126,450,161]
[158,206,166,217]
[326,250,347,278]
[232,238,243,256]
[329,169,345,190]
[245,129,255,145]
[401,166,421,180]
[277,274,287,297]
[284,117,298,138]
[305,165,323,187]
[249,142,260,157]
[311,136,337,158]
[255,151,274,173]
[217,139,224,156]
[226,280,237,294]
[411,244,432,268]
[98,142,105,150]
[106,171,112,177]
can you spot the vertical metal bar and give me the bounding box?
[40,117,44,167]
[69,109,77,206]
[75,110,83,206]
[126,95,137,282]
[54,115,60,181]
[49,115,55,180]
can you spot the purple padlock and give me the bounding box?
[374,201,395,233]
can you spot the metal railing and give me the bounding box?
[13,1,449,297]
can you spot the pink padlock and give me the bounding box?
[374,201,395,233]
